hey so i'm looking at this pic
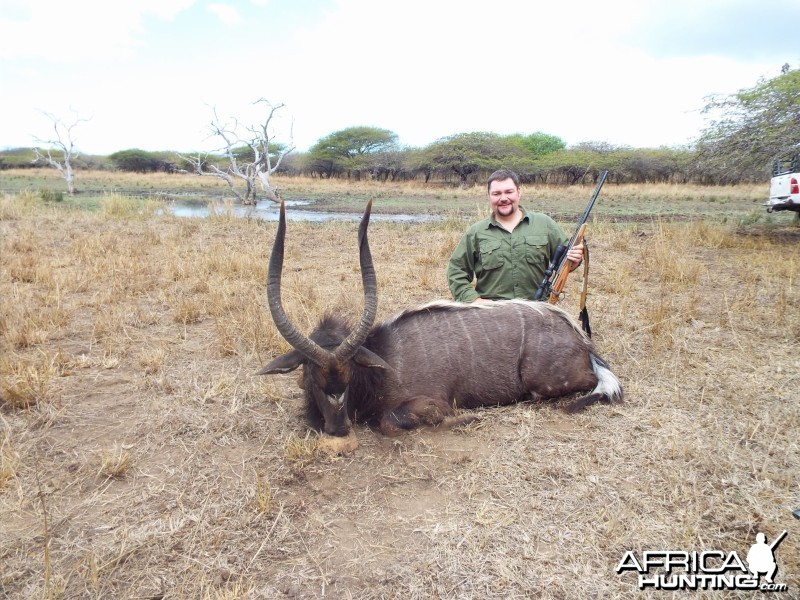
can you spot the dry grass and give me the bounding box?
[0,190,799,599]
[0,168,769,221]
[98,444,132,480]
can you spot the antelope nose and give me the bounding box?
[324,422,351,437]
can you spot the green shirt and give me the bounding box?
[447,208,568,302]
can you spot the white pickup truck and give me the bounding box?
[766,150,800,213]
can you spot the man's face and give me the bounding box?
[488,178,521,218]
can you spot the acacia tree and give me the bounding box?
[307,126,398,179]
[182,99,295,204]
[32,110,88,194]
[696,65,800,182]
[508,131,566,157]
[422,132,527,188]
[110,149,178,173]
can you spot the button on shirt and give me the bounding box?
[447,208,568,302]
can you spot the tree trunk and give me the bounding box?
[65,164,77,194]
[243,180,256,206]
[257,173,279,202]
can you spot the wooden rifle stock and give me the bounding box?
[547,223,586,304]
[534,170,608,307]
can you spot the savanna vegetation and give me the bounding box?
[0,167,777,224]
[4,65,798,197]
[1,61,798,599]
[1,171,798,597]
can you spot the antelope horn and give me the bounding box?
[267,201,331,367]
[333,199,378,362]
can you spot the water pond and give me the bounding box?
[167,199,440,223]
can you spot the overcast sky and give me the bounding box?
[0,0,797,155]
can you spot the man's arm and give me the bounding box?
[447,233,480,303]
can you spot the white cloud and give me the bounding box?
[0,0,791,154]
[272,0,784,149]
[0,0,195,61]
[628,0,800,61]
[207,3,243,25]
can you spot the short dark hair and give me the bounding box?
[487,169,520,192]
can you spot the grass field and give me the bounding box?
[1,173,799,598]
[0,167,776,221]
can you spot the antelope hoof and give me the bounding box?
[317,431,359,455]
[445,414,481,430]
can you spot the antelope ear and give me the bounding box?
[353,347,393,370]
[257,350,305,375]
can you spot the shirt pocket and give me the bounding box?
[523,235,550,265]
[478,239,504,270]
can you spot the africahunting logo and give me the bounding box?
[616,530,789,592]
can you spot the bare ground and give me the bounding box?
[1,199,799,599]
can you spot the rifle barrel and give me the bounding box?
[580,171,608,223]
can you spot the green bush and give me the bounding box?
[39,188,64,202]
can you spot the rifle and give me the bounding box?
[533,170,608,334]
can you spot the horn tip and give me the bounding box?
[277,199,287,227]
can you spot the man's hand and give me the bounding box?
[567,241,584,270]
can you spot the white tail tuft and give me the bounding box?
[590,354,623,403]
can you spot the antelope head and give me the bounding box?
[257,200,386,436]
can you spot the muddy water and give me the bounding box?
[167,199,440,223]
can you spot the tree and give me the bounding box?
[616,147,691,184]
[696,65,800,182]
[307,126,398,179]
[181,99,295,205]
[534,148,595,185]
[32,110,88,194]
[110,149,178,173]
[508,131,566,157]
[422,132,527,188]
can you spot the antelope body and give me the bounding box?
[259,201,622,437]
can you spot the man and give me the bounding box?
[447,169,584,303]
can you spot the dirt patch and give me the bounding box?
[736,224,800,241]
[1,203,799,598]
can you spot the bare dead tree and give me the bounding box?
[180,100,295,205]
[32,110,89,195]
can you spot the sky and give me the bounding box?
[0,0,798,156]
